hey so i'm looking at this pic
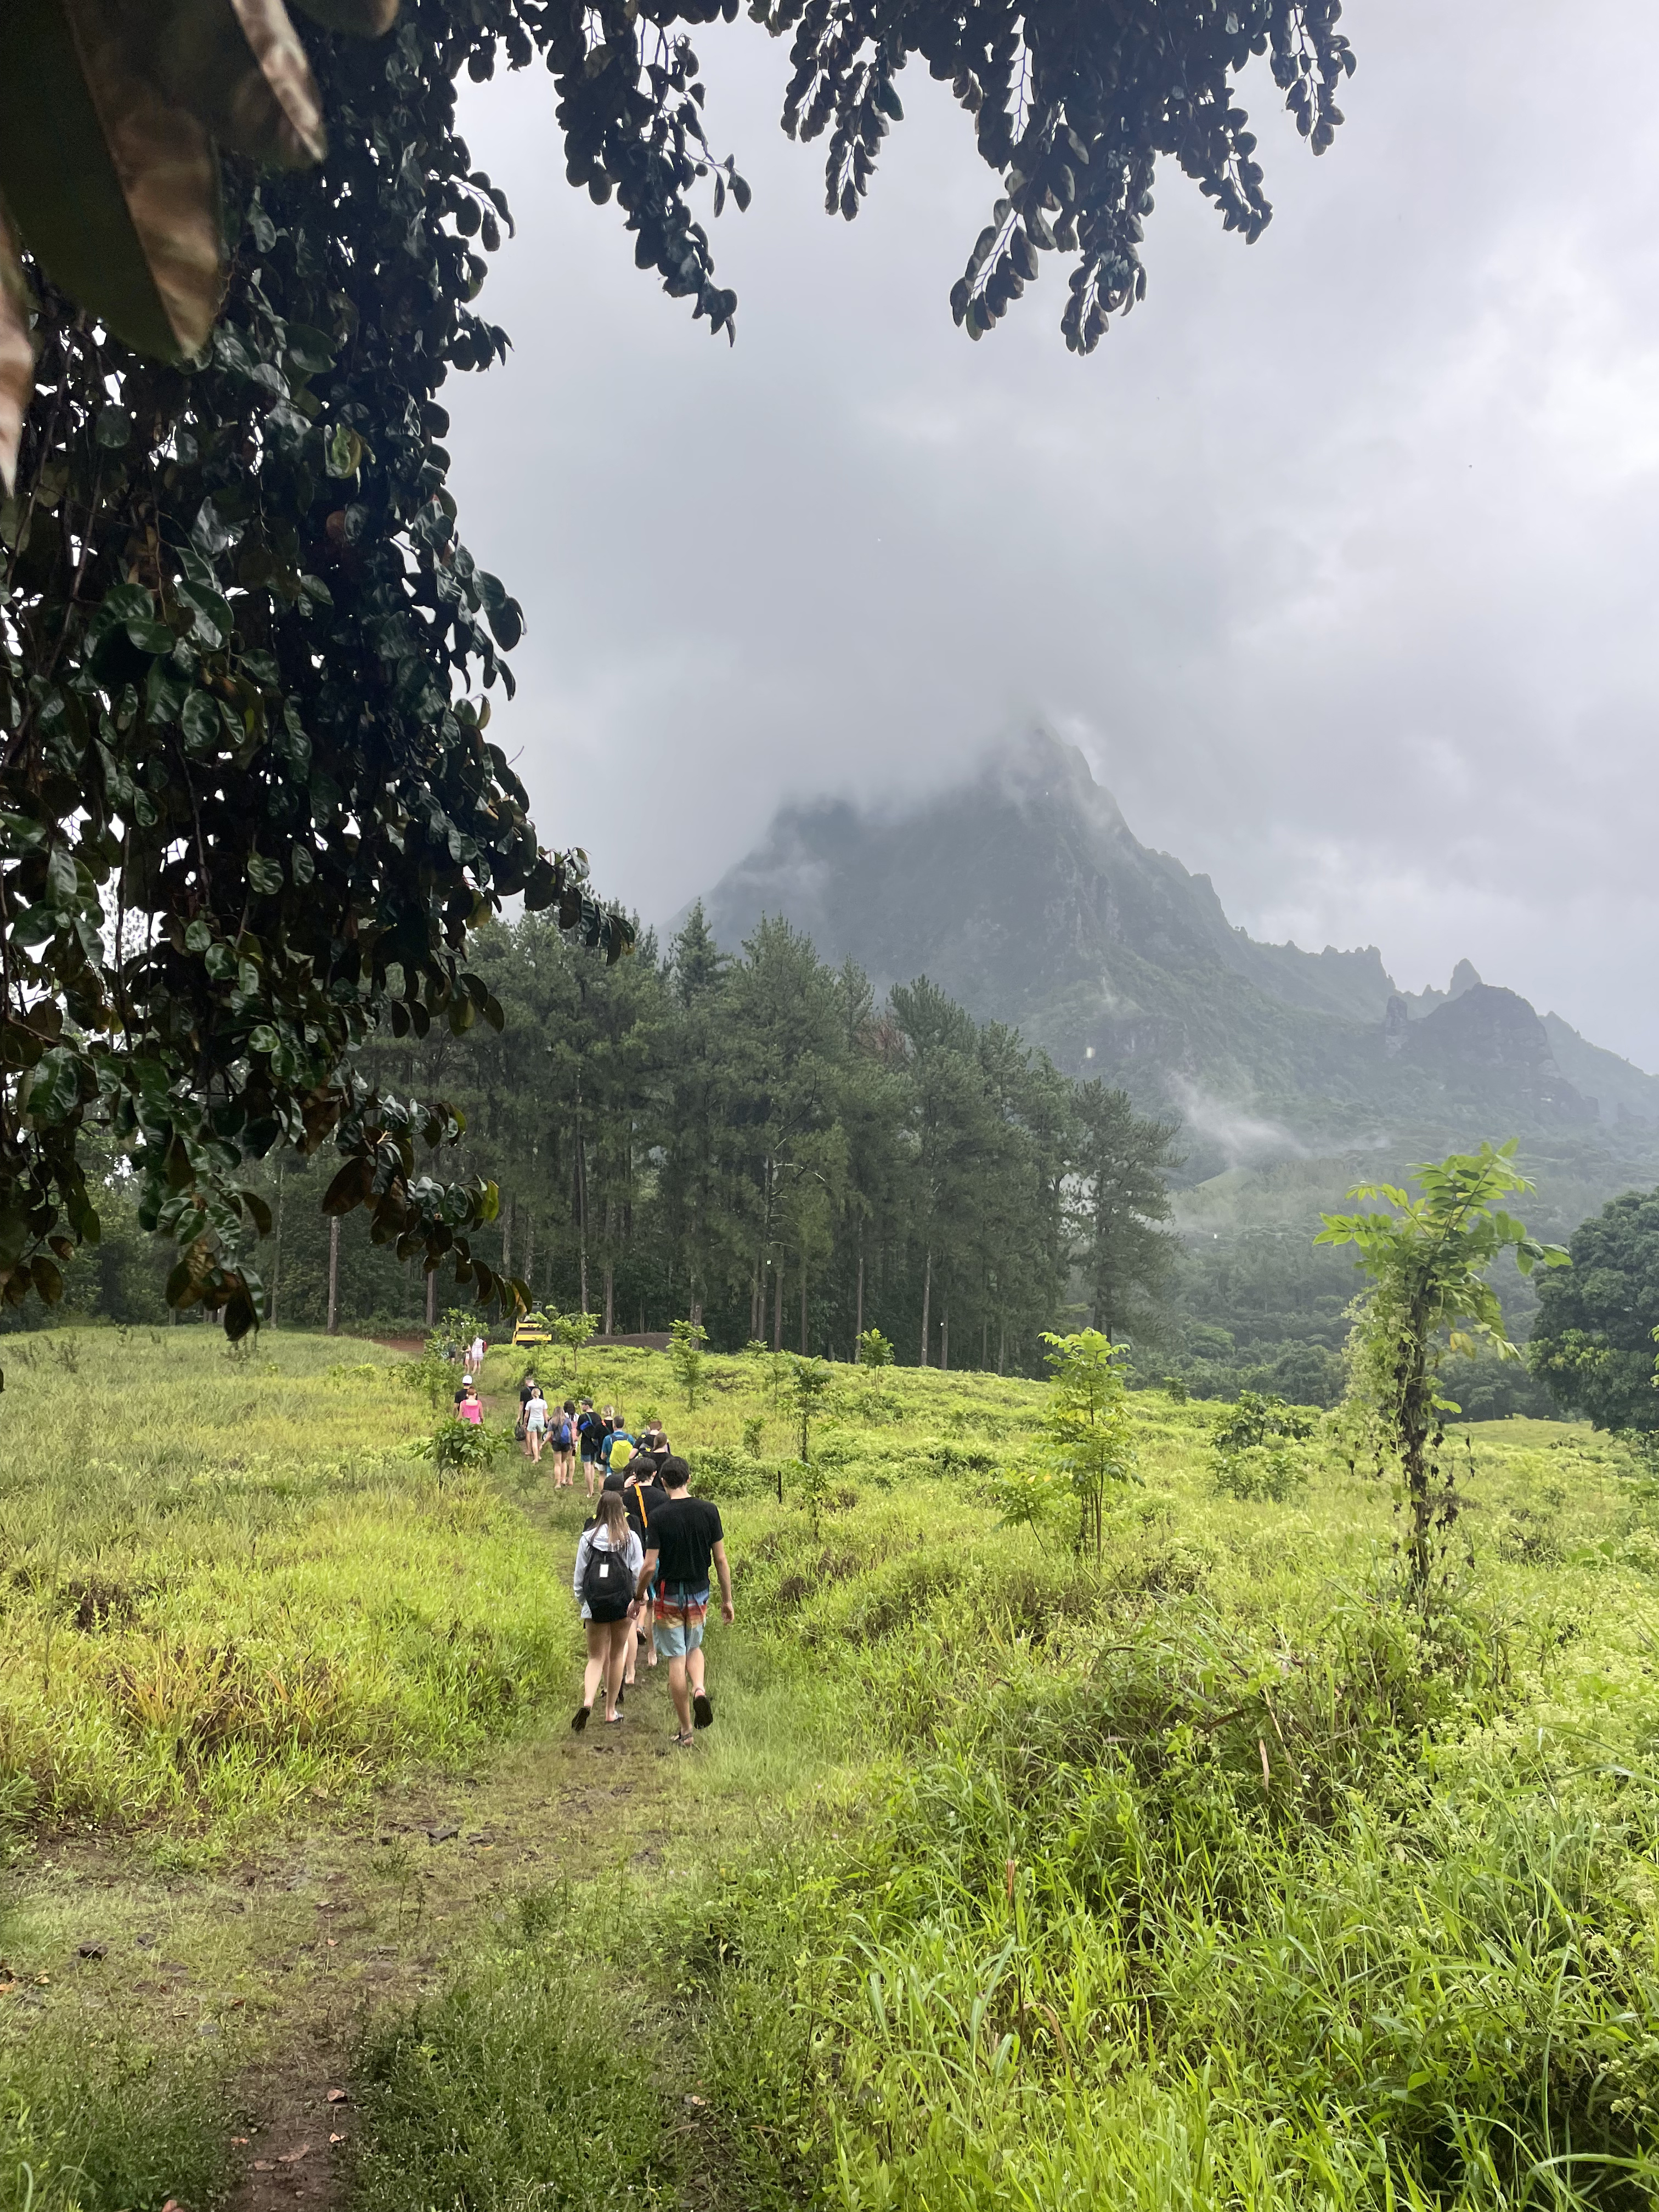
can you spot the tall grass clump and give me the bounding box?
[0,2027,228,2212]
[350,1898,684,2212]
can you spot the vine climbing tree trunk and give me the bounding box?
[269,1160,285,1330]
[1397,1288,1437,1601]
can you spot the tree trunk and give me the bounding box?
[982,1317,988,1371]
[998,1320,1006,1375]
[425,1265,437,1328]
[799,1251,808,1355]
[772,1257,783,1352]
[269,1159,285,1328]
[940,1297,949,1372]
[751,1261,761,1342]
[522,1211,534,1294]
[919,1245,931,1367]
[603,1263,614,1338]
[326,1216,341,1336]
[502,1198,514,1278]
[856,1244,864,1340]
[1400,1308,1436,1601]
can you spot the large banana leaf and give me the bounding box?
[0,0,223,359]
[0,0,393,447]
[137,0,327,167]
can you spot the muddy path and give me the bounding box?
[222,1400,681,2211]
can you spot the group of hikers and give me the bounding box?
[513,1380,673,1503]
[494,1366,735,1750]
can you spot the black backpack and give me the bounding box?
[582,1536,634,1622]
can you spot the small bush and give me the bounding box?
[1212,1443,1310,1503]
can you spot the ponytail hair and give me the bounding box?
[597,1491,629,1549]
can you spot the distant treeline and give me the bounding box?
[32,909,1183,1377]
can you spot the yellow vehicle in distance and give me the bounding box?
[511,1311,553,1347]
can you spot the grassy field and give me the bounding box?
[2,1330,1658,2209]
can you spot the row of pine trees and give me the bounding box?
[352,906,1183,1374]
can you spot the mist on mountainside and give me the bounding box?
[692,729,1659,1410]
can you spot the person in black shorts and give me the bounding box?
[636,1457,732,1747]
[622,1457,669,1673]
[575,1397,602,1499]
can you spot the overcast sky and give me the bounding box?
[448,3,1659,1069]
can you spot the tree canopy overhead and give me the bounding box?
[1,0,1356,1334]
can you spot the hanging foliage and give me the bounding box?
[0,0,1354,1334]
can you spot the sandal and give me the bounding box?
[604,1714,624,1726]
[672,1730,695,1747]
[571,1705,591,1734]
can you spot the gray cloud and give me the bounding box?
[447,2,1659,1065]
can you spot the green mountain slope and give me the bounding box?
[699,731,1659,1402]
[701,729,1657,1166]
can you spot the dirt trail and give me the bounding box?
[223,1695,677,2211]
[222,1402,674,2212]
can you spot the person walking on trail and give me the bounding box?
[455,1376,483,1426]
[571,1489,643,1733]
[517,1372,538,1457]
[637,1457,732,1747]
[601,1415,636,1479]
[523,1382,548,1463]
[551,1399,577,1489]
[575,1398,603,1498]
[623,1459,669,1672]
[598,1467,647,1698]
[469,1330,486,1374]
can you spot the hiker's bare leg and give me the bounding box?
[580,1621,609,1713]
[666,1653,693,1734]
[686,1644,707,1700]
[603,1620,631,1720]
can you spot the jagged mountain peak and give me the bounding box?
[695,731,1658,1155]
[702,728,1396,1029]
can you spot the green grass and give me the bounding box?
[0,2029,228,2212]
[7,1329,1659,2209]
[351,1356,1659,2212]
[0,1328,571,1846]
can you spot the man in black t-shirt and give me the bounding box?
[636,1455,732,1746]
[621,1462,670,1673]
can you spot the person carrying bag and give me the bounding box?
[570,1491,643,1732]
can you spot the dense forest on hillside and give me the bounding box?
[29,911,1182,1379]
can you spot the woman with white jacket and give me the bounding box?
[571,1489,643,1731]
